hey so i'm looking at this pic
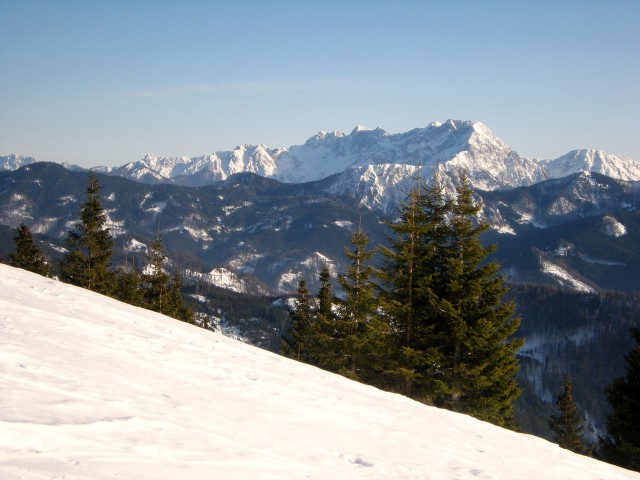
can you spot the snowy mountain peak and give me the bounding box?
[543,148,640,182]
[352,124,372,133]
[0,153,38,171]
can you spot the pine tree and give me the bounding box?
[166,271,195,324]
[549,376,588,454]
[434,175,523,426]
[281,279,316,362]
[336,222,389,383]
[114,260,146,307]
[9,223,50,276]
[142,235,194,323]
[60,172,115,295]
[377,176,449,399]
[314,264,338,371]
[144,235,172,314]
[601,328,640,471]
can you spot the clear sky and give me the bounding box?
[1,0,638,168]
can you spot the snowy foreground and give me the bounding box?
[1,265,637,480]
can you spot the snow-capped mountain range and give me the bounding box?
[4,120,639,212]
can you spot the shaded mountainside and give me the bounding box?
[2,162,639,294]
[0,162,388,294]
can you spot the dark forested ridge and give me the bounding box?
[507,284,640,439]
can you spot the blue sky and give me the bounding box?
[1,0,638,168]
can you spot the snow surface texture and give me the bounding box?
[1,264,638,480]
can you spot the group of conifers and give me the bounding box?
[6,172,193,323]
[4,171,639,472]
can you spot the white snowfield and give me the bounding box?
[1,264,638,480]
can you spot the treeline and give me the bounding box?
[6,172,194,324]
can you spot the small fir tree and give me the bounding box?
[336,222,389,383]
[601,328,640,471]
[9,223,50,276]
[60,172,115,295]
[166,271,195,324]
[549,376,588,454]
[314,264,338,370]
[281,279,316,363]
[142,235,193,323]
[144,235,172,313]
[114,261,147,307]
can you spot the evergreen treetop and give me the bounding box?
[549,375,588,454]
[60,172,115,295]
[9,223,50,277]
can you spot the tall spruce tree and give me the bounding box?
[601,328,640,471]
[435,175,522,426]
[378,176,449,399]
[336,222,389,383]
[549,376,588,454]
[9,223,50,276]
[60,172,115,295]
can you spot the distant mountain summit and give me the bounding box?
[0,154,38,171]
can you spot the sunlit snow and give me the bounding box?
[1,265,638,479]
[540,259,595,293]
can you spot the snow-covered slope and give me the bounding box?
[1,264,638,480]
[542,149,640,182]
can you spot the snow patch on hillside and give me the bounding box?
[601,216,627,237]
[540,259,595,293]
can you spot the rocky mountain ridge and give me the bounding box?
[4,121,639,212]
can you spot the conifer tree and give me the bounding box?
[144,235,172,314]
[601,328,640,471]
[60,172,115,295]
[166,271,195,324]
[377,176,449,399]
[114,261,146,307]
[9,223,50,277]
[314,265,338,371]
[142,235,193,323]
[335,222,389,383]
[435,175,522,426]
[281,279,316,362]
[549,376,588,454]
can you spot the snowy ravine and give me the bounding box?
[1,265,638,480]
